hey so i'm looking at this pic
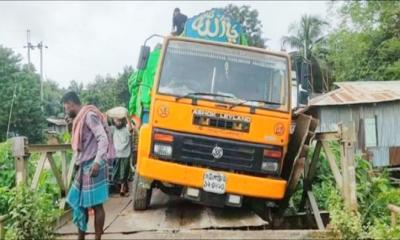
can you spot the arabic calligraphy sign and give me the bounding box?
[184,9,243,44]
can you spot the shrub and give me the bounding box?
[0,141,15,188]
[6,185,60,240]
[305,142,400,239]
[326,187,365,239]
[0,187,11,216]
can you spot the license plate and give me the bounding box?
[203,171,226,194]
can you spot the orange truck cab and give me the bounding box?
[132,10,291,210]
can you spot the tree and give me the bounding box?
[43,80,64,118]
[224,4,267,48]
[326,1,400,81]
[67,80,84,96]
[115,66,133,108]
[282,14,329,92]
[81,67,133,112]
[0,46,45,143]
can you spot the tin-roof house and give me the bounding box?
[305,81,400,167]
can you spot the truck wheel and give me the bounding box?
[132,174,152,210]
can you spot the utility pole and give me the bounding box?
[7,78,17,139]
[23,30,35,71]
[37,41,48,102]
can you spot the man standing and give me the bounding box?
[172,7,187,36]
[110,116,133,196]
[63,91,111,240]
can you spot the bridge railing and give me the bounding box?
[10,137,75,227]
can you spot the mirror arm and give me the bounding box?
[144,34,164,47]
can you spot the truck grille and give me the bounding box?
[180,137,256,168]
[154,129,267,174]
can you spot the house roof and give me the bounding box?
[308,81,400,107]
[46,118,67,126]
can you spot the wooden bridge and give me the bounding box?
[2,119,384,239]
[56,189,330,239]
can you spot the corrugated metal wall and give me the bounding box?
[315,101,400,167]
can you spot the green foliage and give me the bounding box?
[6,185,60,240]
[75,66,133,112]
[369,220,400,240]
[61,131,71,144]
[224,4,266,48]
[282,14,329,93]
[0,141,15,188]
[0,187,11,216]
[327,187,365,239]
[0,46,45,143]
[43,79,65,118]
[303,142,400,239]
[327,1,400,81]
[67,80,84,96]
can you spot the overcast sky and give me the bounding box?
[0,1,332,88]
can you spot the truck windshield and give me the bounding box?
[158,40,289,111]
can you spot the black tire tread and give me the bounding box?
[132,174,152,210]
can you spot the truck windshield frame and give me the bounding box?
[156,39,290,112]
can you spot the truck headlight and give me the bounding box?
[153,143,173,158]
[261,160,279,173]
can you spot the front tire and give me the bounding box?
[132,174,152,210]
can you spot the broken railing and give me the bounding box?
[299,122,358,229]
[278,114,358,230]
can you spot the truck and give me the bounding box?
[129,9,313,214]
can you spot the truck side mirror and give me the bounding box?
[137,46,151,70]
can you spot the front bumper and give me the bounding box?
[137,157,287,200]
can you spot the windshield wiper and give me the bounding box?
[228,99,282,109]
[175,92,234,101]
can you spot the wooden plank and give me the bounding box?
[389,147,400,166]
[15,156,27,185]
[340,142,350,203]
[66,154,76,189]
[57,196,132,234]
[55,209,72,229]
[315,132,340,142]
[307,191,325,230]
[299,141,322,210]
[347,154,357,211]
[59,198,67,211]
[279,157,305,212]
[0,221,4,239]
[106,190,267,234]
[388,204,400,213]
[61,151,68,187]
[321,141,342,189]
[28,144,71,153]
[57,229,332,240]
[388,204,400,226]
[47,153,67,195]
[11,137,27,157]
[306,141,322,179]
[392,211,397,226]
[280,114,318,212]
[31,152,47,189]
[339,122,357,211]
[282,114,312,180]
